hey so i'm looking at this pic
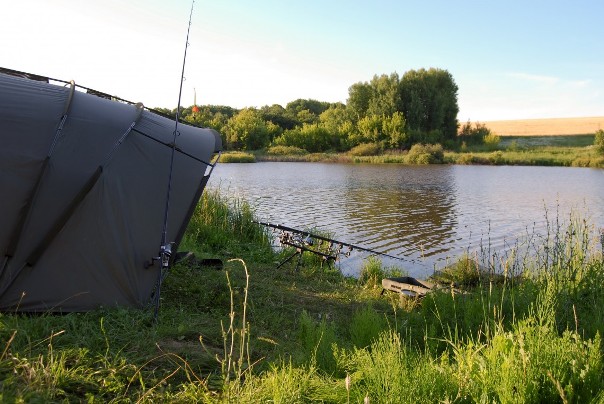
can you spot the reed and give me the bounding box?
[220,151,256,163]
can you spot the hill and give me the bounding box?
[482,116,604,136]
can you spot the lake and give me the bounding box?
[208,163,604,278]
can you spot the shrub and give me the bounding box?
[483,132,501,150]
[349,142,381,156]
[406,143,444,164]
[273,124,335,153]
[458,121,498,148]
[595,129,604,154]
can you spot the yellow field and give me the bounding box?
[482,116,604,136]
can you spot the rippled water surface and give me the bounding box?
[209,163,604,277]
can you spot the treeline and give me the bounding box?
[158,68,477,153]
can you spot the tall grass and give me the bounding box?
[219,151,256,163]
[1,190,603,402]
[231,213,604,402]
[180,188,273,261]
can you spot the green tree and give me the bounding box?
[223,108,271,150]
[296,109,319,125]
[399,68,459,142]
[286,99,330,117]
[319,105,351,151]
[595,129,604,154]
[259,104,298,131]
[367,73,401,117]
[346,82,372,121]
[357,114,384,144]
[382,111,409,149]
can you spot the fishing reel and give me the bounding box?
[145,242,175,269]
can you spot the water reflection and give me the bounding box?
[209,163,604,277]
[340,166,458,259]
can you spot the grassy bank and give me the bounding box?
[1,191,604,402]
[220,135,604,168]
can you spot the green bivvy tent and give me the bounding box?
[0,68,222,312]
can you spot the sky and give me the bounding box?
[1,0,603,121]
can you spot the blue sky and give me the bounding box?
[2,0,603,121]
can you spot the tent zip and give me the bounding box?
[0,80,76,275]
[0,104,144,298]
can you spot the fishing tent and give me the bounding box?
[0,69,222,312]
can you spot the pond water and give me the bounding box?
[208,163,604,278]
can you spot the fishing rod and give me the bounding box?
[256,221,407,262]
[150,0,196,319]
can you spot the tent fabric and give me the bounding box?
[0,71,222,312]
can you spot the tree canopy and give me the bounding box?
[181,68,461,153]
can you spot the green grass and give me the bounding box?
[447,147,604,167]
[1,191,604,402]
[500,134,596,148]
[249,133,604,167]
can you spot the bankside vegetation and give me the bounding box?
[1,190,603,402]
[157,67,460,154]
[157,69,604,167]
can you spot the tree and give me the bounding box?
[223,108,271,150]
[346,82,372,121]
[367,73,401,117]
[319,105,351,151]
[296,109,319,125]
[357,114,384,144]
[382,112,409,149]
[286,99,330,117]
[259,104,298,131]
[399,68,459,142]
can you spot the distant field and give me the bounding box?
[482,116,604,136]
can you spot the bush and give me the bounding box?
[483,133,501,150]
[266,145,308,155]
[458,121,496,147]
[349,142,381,156]
[273,124,335,153]
[406,143,445,164]
[595,129,604,154]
